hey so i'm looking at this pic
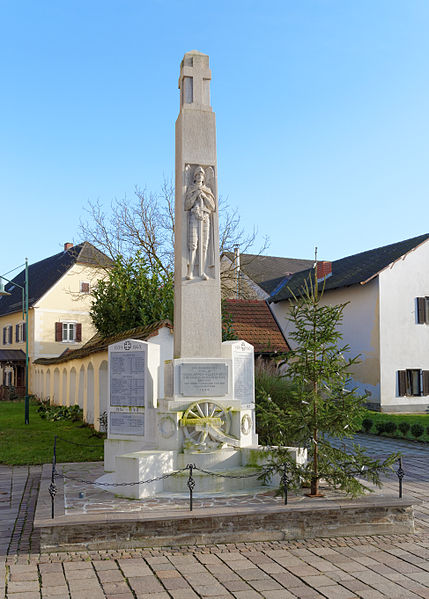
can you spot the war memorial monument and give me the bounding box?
[33,52,415,552]
[100,50,290,498]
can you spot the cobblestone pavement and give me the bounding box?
[1,435,429,598]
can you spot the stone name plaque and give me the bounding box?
[109,340,147,407]
[109,411,145,436]
[232,342,254,405]
[180,363,228,396]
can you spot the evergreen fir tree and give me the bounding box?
[264,269,398,497]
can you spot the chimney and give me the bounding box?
[316,261,332,281]
[64,242,73,252]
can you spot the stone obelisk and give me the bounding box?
[174,51,222,358]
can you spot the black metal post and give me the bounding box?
[49,436,57,519]
[187,463,195,512]
[281,463,289,505]
[397,457,404,499]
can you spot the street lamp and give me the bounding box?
[0,259,29,424]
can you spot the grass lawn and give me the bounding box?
[363,410,429,442]
[0,400,105,465]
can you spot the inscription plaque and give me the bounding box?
[232,342,254,405]
[180,363,228,396]
[110,412,145,436]
[109,340,146,407]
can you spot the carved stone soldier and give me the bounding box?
[184,165,216,280]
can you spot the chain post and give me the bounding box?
[49,436,57,519]
[187,463,196,511]
[280,463,289,505]
[397,457,404,499]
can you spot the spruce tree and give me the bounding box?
[264,270,398,497]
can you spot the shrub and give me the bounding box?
[361,418,373,433]
[384,421,397,434]
[410,423,424,438]
[37,400,83,422]
[375,422,386,435]
[398,422,410,436]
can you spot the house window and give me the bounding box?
[2,325,12,345]
[55,321,82,343]
[398,369,429,396]
[80,281,90,294]
[416,297,429,324]
[63,322,75,342]
[15,323,26,343]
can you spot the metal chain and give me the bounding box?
[55,436,103,449]
[193,465,269,479]
[54,466,190,487]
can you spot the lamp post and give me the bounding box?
[0,259,30,424]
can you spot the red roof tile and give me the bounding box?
[224,299,289,354]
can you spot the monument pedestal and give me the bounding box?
[97,51,306,500]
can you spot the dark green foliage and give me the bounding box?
[255,359,297,446]
[399,421,411,436]
[37,400,83,422]
[361,418,373,433]
[264,274,398,497]
[384,421,397,434]
[375,422,387,435]
[411,423,424,438]
[221,299,238,342]
[90,252,174,337]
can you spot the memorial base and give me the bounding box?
[98,446,306,500]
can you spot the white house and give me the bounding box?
[269,233,429,413]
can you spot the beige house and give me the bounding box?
[0,242,111,398]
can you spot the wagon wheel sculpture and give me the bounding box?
[181,401,239,450]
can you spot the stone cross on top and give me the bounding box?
[179,50,212,110]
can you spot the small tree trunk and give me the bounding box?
[311,420,319,495]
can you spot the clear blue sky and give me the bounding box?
[1,0,428,277]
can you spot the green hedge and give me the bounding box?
[360,411,429,442]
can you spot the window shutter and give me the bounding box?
[417,297,426,323]
[55,322,62,342]
[2,328,5,345]
[398,370,406,396]
[22,324,26,342]
[8,327,12,344]
[15,324,19,342]
[423,371,429,396]
[75,323,82,342]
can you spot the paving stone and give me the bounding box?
[102,581,133,594]
[127,575,165,593]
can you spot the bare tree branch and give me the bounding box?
[79,179,269,296]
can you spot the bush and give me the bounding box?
[384,421,397,434]
[398,422,410,436]
[410,423,424,438]
[37,400,83,422]
[361,418,373,433]
[375,422,386,435]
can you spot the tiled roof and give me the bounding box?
[34,320,172,365]
[270,233,429,303]
[0,242,112,316]
[0,349,26,362]
[224,299,289,354]
[224,252,314,294]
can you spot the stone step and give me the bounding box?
[163,466,266,493]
